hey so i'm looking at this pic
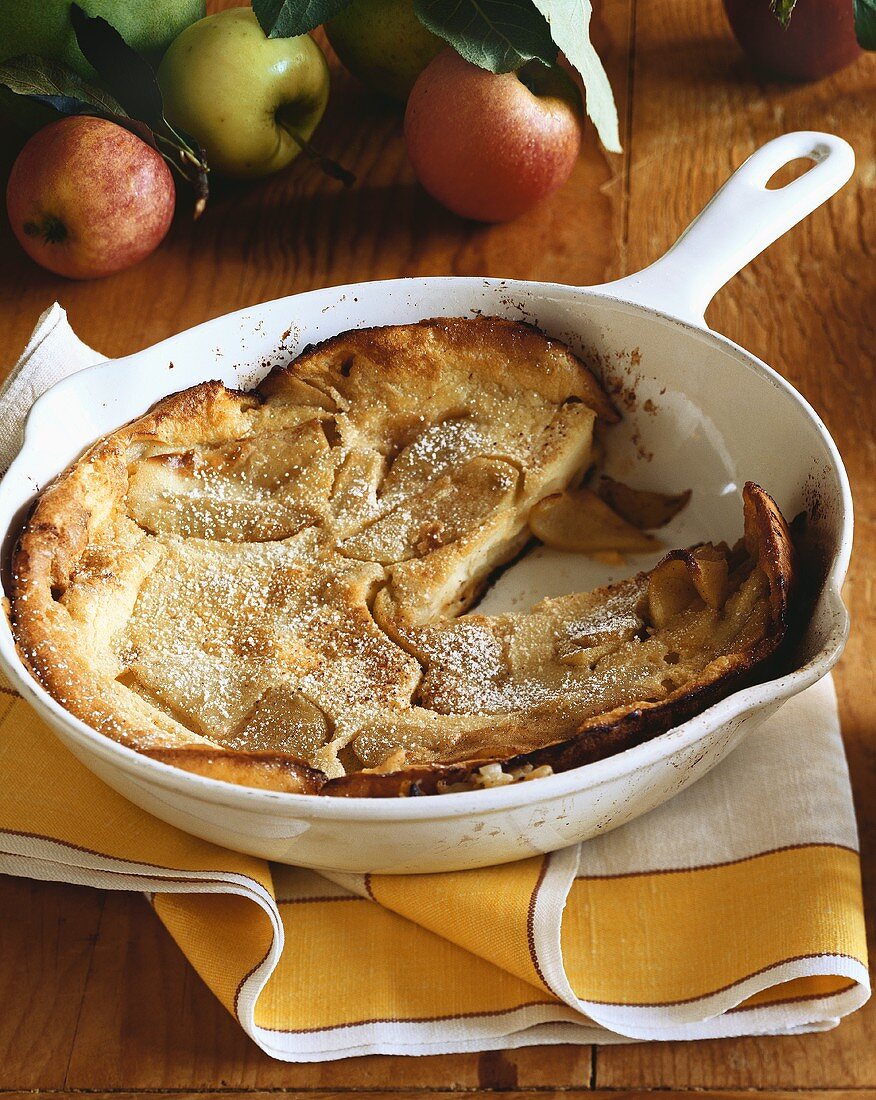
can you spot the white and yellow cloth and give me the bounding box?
[0,306,868,1061]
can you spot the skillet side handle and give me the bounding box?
[598,131,855,327]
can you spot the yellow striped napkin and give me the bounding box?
[0,306,868,1061]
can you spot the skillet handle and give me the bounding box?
[597,131,855,327]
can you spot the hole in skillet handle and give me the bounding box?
[766,158,818,190]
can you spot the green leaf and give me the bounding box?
[0,54,177,161]
[0,53,127,118]
[769,0,798,29]
[414,0,557,73]
[68,3,210,215]
[0,54,164,157]
[69,2,163,125]
[252,0,354,38]
[853,0,876,48]
[529,0,620,153]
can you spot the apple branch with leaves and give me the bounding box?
[252,0,623,154]
[0,3,210,216]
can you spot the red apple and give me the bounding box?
[6,116,175,279]
[404,49,582,223]
[723,0,862,82]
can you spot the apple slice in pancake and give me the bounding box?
[118,533,421,778]
[340,457,520,564]
[126,420,338,541]
[368,402,599,628]
[529,486,661,554]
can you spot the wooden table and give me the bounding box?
[1,1,873,1095]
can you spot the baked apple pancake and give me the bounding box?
[11,317,795,796]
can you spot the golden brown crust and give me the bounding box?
[264,316,621,426]
[11,317,795,797]
[140,747,326,794]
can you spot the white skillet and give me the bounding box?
[0,131,855,873]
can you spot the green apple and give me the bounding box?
[326,0,443,102]
[157,8,330,179]
[0,0,205,76]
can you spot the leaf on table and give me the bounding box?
[414,0,557,73]
[252,0,355,37]
[769,0,799,28]
[530,0,620,152]
[853,0,876,48]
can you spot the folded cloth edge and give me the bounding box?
[0,302,102,473]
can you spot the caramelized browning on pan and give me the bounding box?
[11,317,795,796]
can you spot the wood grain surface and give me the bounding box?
[0,0,873,1093]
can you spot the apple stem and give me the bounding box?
[285,130,356,187]
[153,130,210,219]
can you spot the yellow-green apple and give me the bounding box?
[404,50,583,222]
[6,115,175,279]
[325,0,443,102]
[0,0,205,76]
[157,8,330,179]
